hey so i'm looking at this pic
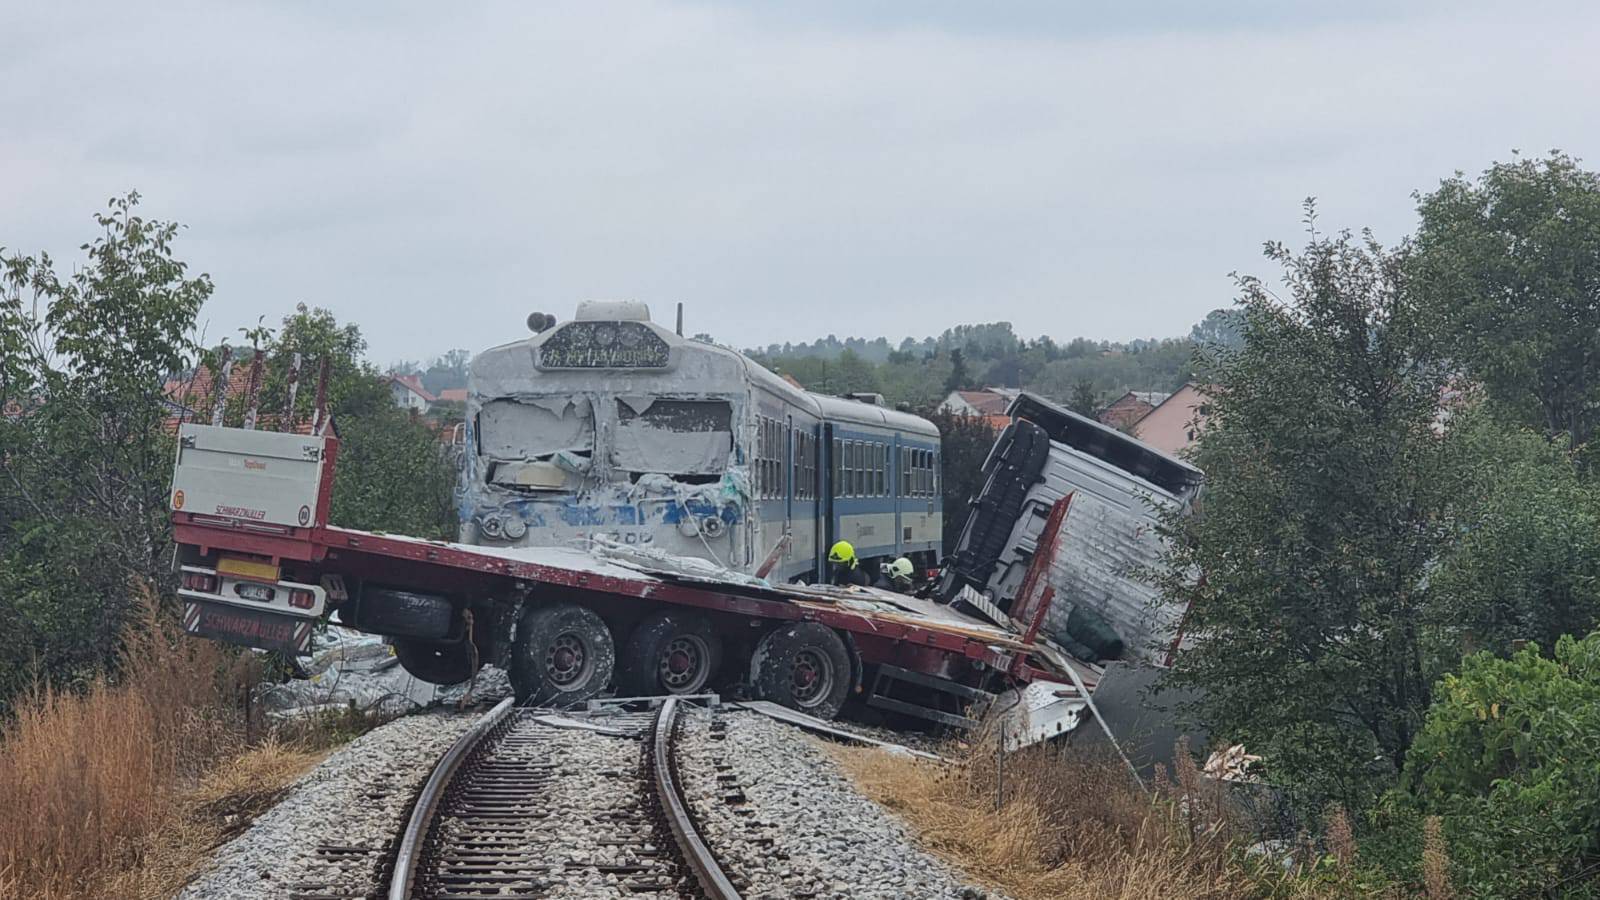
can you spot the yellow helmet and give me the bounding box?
[888,557,914,580]
[828,540,857,566]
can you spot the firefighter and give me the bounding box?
[827,540,868,587]
[874,556,915,594]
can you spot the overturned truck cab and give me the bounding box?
[936,392,1205,749]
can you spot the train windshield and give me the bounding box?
[612,398,732,476]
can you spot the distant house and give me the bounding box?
[1097,390,1170,430]
[938,387,1019,417]
[779,373,805,391]
[435,388,469,405]
[1131,384,1211,456]
[388,374,435,413]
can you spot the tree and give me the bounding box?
[1067,380,1097,417]
[1188,307,1245,350]
[421,348,471,395]
[1413,152,1600,446]
[943,348,970,394]
[1156,218,1457,810]
[261,306,456,540]
[0,192,211,704]
[1430,409,1600,657]
[329,412,457,539]
[924,409,1003,552]
[1398,634,1600,896]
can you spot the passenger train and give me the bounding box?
[458,300,943,582]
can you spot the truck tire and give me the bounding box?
[617,611,722,697]
[394,638,476,685]
[750,622,852,720]
[510,603,615,706]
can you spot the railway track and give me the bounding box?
[388,697,741,900]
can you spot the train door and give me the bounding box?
[892,435,903,558]
[821,422,835,582]
[783,414,794,553]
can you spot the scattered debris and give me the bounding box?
[1204,744,1262,783]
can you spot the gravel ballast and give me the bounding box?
[181,700,989,900]
[178,710,479,900]
[675,707,988,900]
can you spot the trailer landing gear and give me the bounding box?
[510,603,616,705]
[750,622,852,720]
[617,611,722,696]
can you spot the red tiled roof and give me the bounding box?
[955,390,1010,415]
[435,388,468,404]
[163,360,258,410]
[160,412,326,436]
[389,374,436,403]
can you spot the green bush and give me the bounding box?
[1400,634,1600,897]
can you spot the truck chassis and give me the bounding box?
[171,423,1093,731]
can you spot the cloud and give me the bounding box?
[3,0,1598,362]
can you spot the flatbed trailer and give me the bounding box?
[170,422,1093,737]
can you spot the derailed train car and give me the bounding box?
[459,300,943,583]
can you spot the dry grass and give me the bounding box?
[96,739,326,900]
[830,735,1264,900]
[0,591,358,899]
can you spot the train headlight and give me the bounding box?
[503,517,527,539]
[480,515,503,538]
[700,516,726,538]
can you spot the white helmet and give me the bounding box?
[887,557,914,580]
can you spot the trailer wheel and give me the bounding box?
[750,622,852,720]
[510,603,615,706]
[394,639,476,685]
[617,611,722,696]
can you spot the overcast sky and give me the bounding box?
[4,1,1598,364]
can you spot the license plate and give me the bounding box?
[234,582,276,602]
[183,600,314,655]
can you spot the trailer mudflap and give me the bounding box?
[182,599,316,655]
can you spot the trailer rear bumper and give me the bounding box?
[181,599,317,655]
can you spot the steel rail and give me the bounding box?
[652,697,743,900]
[388,697,516,900]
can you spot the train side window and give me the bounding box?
[808,433,817,500]
[832,438,841,496]
[757,417,768,499]
[876,443,886,496]
[795,432,805,500]
[794,432,809,500]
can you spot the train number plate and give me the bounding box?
[182,600,315,655]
